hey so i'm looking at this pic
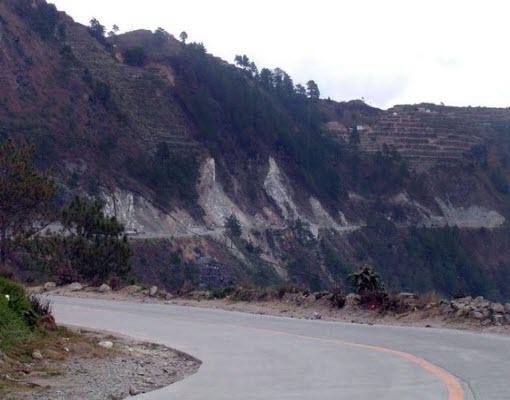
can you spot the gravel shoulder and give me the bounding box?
[2,328,201,400]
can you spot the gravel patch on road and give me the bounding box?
[5,331,201,400]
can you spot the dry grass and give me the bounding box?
[0,327,113,395]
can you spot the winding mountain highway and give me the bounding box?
[51,296,510,400]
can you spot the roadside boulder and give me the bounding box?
[98,341,114,349]
[472,296,490,309]
[451,297,472,311]
[98,284,111,293]
[490,303,505,314]
[469,310,485,320]
[32,350,43,360]
[68,282,83,292]
[43,282,56,291]
[481,308,491,318]
[149,286,158,297]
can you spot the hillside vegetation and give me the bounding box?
[1,0,510,301]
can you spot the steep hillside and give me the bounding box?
[2,0,510,300]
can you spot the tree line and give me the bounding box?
[87,16,322,104]
[234,54,320,100]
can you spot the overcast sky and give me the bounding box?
[51,0,510,109]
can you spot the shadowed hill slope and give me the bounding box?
[2,0,510,300]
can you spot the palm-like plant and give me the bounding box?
[349,265,384,295]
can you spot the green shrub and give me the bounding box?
[0,297,31,352]
[0,278,48,352]
[0,277,36,327]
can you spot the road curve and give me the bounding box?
[51,296,510,400]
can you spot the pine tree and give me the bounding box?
[58,197,132,282]
[224,214,242,239]
[0,140,55,264]
[306,80,320,100]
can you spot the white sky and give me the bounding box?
[51,0,510,109]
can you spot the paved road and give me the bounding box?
[51,297,510,400]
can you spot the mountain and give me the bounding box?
[2,0,510,300]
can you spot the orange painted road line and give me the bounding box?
[240,325,465,400]
[341,341,465,400]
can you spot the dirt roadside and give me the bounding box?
[36,284,510,335]
[1,328,200,400]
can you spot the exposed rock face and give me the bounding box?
[105,156,357,241]
[198,158,251,230]
[432,198,505,229]
[103,189,200,238]
[390,192,505,229]
[264,157,300,221]
[263,158,354,236]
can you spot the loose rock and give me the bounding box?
[32,350,43,360]
[98,341,114,350]
[68,282,83,292]
[43,282,56,291]
[490,303,505,314]
[469,310,485,320]
[98,284,112,293]
[149,286,158,297]
[128,385,139,396]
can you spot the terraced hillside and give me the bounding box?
[331,104,510,169]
